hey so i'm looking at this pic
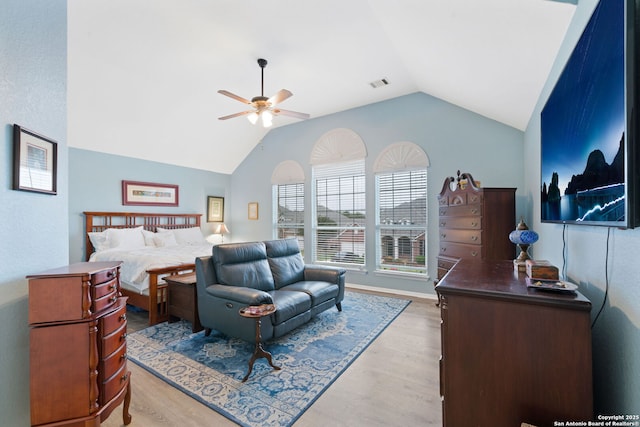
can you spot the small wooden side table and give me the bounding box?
[238,304,281,382]
[165,272,203,333]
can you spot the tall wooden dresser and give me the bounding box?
[28,262,132,427]
[436,260,593,426]
[436,171,516,281]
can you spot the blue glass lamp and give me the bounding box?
[509,218,539,270]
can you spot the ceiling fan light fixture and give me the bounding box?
[218,58,309,125]
[247,112,259,124]
[262,110,273,127]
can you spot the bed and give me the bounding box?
[84,211,213,326]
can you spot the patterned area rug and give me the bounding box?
[127,291,410,427]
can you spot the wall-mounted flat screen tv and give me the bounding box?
[541,0,639,228]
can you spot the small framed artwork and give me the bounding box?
[122,180,179,206]
[13,124,58,195]
[248,202,259,220]
[207,196,224,222]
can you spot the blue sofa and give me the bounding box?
[195,238,346,342]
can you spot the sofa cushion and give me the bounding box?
[269,290,312,325]
[282,281,339,306]
[212,242,275,291]
[265,238,305,289]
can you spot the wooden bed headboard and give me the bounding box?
[83,211,202,261]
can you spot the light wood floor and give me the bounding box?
[103,290,443,427]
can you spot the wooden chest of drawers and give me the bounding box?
[436,172,516,280]
[436,260,593,426]
[28,262,131,427]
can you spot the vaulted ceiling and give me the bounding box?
[67,0,576,174]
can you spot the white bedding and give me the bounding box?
[89,244,212,294]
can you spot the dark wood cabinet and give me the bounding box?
[28,262,132,427]
[436,172,516,281]
[436,260,593,427]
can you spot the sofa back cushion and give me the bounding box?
[212,242,275,291]
[265,238,305,289]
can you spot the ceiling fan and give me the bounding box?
[218,58,310,127]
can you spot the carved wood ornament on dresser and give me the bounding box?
[28,262,132,427]
[436,171,516,282]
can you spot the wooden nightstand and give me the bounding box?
[165,272,203,333]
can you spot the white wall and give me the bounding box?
[230,92,525,296]
[0,1,67,424]
[525,0,640,415]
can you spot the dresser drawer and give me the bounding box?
[93,292,119,314]
[91,267,118,286]
[92,277,119,300]
[439,192,483,207]
[102,321,127,357]
[100,298,128,335]
[439,204,482,218]
[439,229,482,245]
[437,256,459,271]
[439,242,483,260]
[101,341,127,380]
[439,216,482,230]
[101,363,129,405]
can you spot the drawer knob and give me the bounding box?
[441,247,446,252]
[121,332,128,341]
[119,313,127,321]
[440,222,446,227]
[470,236,478,241]
[121,353,128,361]
[471,251,478,257]
[440,233,446,239]
[471,222,478,227]
[109,284,116,291]
[121,373,129,382]
[470,208,478,214]
[107,271,114,278]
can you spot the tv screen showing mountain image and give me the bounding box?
[540,0,639,228]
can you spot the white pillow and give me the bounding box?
[106,226,146,250]
[88,231,110,252]
[157,227,206,245]
[142,229,156,247]
[153,231,178,247]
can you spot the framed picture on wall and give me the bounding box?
[248,202,259,220]
[13,124,58,195]
[207,196,224,222]
[122,180,179,206]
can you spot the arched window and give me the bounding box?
[374,141,429,275]
[310,128,367,266]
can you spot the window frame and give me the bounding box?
[375,169,428,276]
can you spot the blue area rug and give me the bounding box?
[127,291,410,427]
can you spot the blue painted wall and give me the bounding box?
[68,148,230,263]
[525,0,640,415]
[230,92,525,295]
[0,0,67,424]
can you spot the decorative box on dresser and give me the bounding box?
[28,262,132,427]
[436,171,516,282]
[436,260,593,427]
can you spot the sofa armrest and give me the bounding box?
[303,264,346,284]
[205,284,273,306]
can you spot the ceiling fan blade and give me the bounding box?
[268,89,293,106]
[218,110,254,120]
[218,90,252,104]
[273,108,310,120]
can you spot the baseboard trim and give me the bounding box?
[345,283,438,301]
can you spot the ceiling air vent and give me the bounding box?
[369,78,389,88]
